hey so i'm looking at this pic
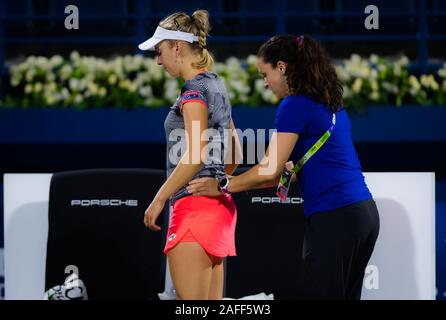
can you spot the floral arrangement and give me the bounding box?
[1,51,445,111]
[1,52,276,109]
[337,54,446,109]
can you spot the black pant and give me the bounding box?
[302,199,380,300]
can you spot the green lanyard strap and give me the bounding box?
[285,113,336,180]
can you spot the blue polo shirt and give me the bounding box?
[275,95,372,216]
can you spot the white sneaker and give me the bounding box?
[44,273,88,300]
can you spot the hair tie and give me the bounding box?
[296,35,304,46]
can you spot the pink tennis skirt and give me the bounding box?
[164,194,237,258]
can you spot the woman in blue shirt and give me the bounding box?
[187,34,380,300]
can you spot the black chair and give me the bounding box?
[45,168,167,300]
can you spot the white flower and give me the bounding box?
[420,74,438,90]
[98,87,107,97]
[60,64,73,80]
[74,94,83,104]
[255,78,266,93]
[17,62,29,73]
[369,54,379,64]
[46,72,56,82]
[148,66,163,82]
[49,55,63,68]
[420,75,429,88]
[96,60,108,73]
[369,91,380,101]
[61,88,70,100]
[335,65,350,81]
[226,57,241,73]
[397,56,409,67]
[261,89,277,104]
[25,69,35,82]
[133,54,144,67]
[83,72,95,83]
[46,82,57,92]
[430,76,439,91]
[87,82,99,95]
[382,81,397,94]
[128,81,138,93]
[247,55,258,66]
[44,92,59,105]
[119,79,131,90]
[431,80,439,91]
[123,55,139,73]
[26,56,36,66]
[409,75,420,91]
[350,54,361,65]
[108,74,117,85]
[34,82,43,93]
[213,62,227,75]
[24,84,33,94]
[344,54,371,78]
[381,81,390,90]
[377,64,387,73]
[438,63,446,78]
[70,51,81,61]
[164,79,180,104]
[230,79,250,94]
[370,80,379,91]
[409,88,418,97]
[139,86,153,98]
[134,72,150,86]
[143,58,158,72]
[393,64,402,76]
[352,78,363,93]
[35,57,50,71]
[358,64,371,78]
[370,69,378,80]
[112,60,125,79]
[11,75,21,87]
[69,78,80,91]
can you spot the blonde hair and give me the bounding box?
[159,10,214,70]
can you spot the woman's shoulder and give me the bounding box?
[278,95,317,112]
[280,94,315,106]
[182,71,218,93]
[186,71,217,83]
[285,95,343,112]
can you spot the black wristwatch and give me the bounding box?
[217,176,230,194]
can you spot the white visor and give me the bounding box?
[138,26,199,51]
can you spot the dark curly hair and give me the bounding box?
[258,34,343,112]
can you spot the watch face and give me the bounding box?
[219,177,228,189]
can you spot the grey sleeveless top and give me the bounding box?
[164,71,232,203]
